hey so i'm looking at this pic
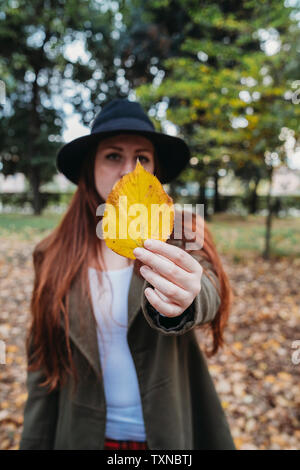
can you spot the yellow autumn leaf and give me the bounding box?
[102,160,174,259]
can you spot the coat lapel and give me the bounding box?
[60,265,145,377]
[127,266,145,331]
[61,272,102,378]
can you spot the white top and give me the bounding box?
[88,264,147,441]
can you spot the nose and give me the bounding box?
[119,158,136,177]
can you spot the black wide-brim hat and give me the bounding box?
[56,98,191,184]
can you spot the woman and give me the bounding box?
[19,98,236,450]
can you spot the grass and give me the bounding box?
[207,213,300,259]
[0,211,299,258]
[0,212,62,240]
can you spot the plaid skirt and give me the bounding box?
[104,437,149,450]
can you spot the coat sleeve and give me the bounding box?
[140,253,221,336]
[19,244,59,450]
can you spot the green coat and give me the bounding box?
[19,244,236,450]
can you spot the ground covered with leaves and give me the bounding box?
[0,234,299,450]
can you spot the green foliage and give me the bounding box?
[133,0,300,189]
[0,0,130,212]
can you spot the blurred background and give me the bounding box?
[0,0,299,450]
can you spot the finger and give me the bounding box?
[144,287,184,317]
[154,288,170,303]
[140,265,190,306]
[134,246,193,291]
[143,238,200,273]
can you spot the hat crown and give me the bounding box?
[56,98,191,185]
[91,98,155,132]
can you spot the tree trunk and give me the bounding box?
[28,70,43,215]
[213,172,221,213]
[29,167,42,215]
[249,177,260,214]
[263,168,274,260]
[198,177,209,219]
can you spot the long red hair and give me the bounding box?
[26,141,233,393]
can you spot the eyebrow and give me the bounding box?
[103,145,153,153]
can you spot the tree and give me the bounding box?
[129,0,299,257]
[0,0,126,213]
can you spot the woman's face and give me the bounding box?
[94,133,155,200]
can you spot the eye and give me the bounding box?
[105,153,120,161]
[136,155,150,163]
[104,153,151,164]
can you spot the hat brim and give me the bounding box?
[56,129,190,185]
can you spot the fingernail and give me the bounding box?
[140,266,149,275]
[144,239,153,248]
[133,247,143,257]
